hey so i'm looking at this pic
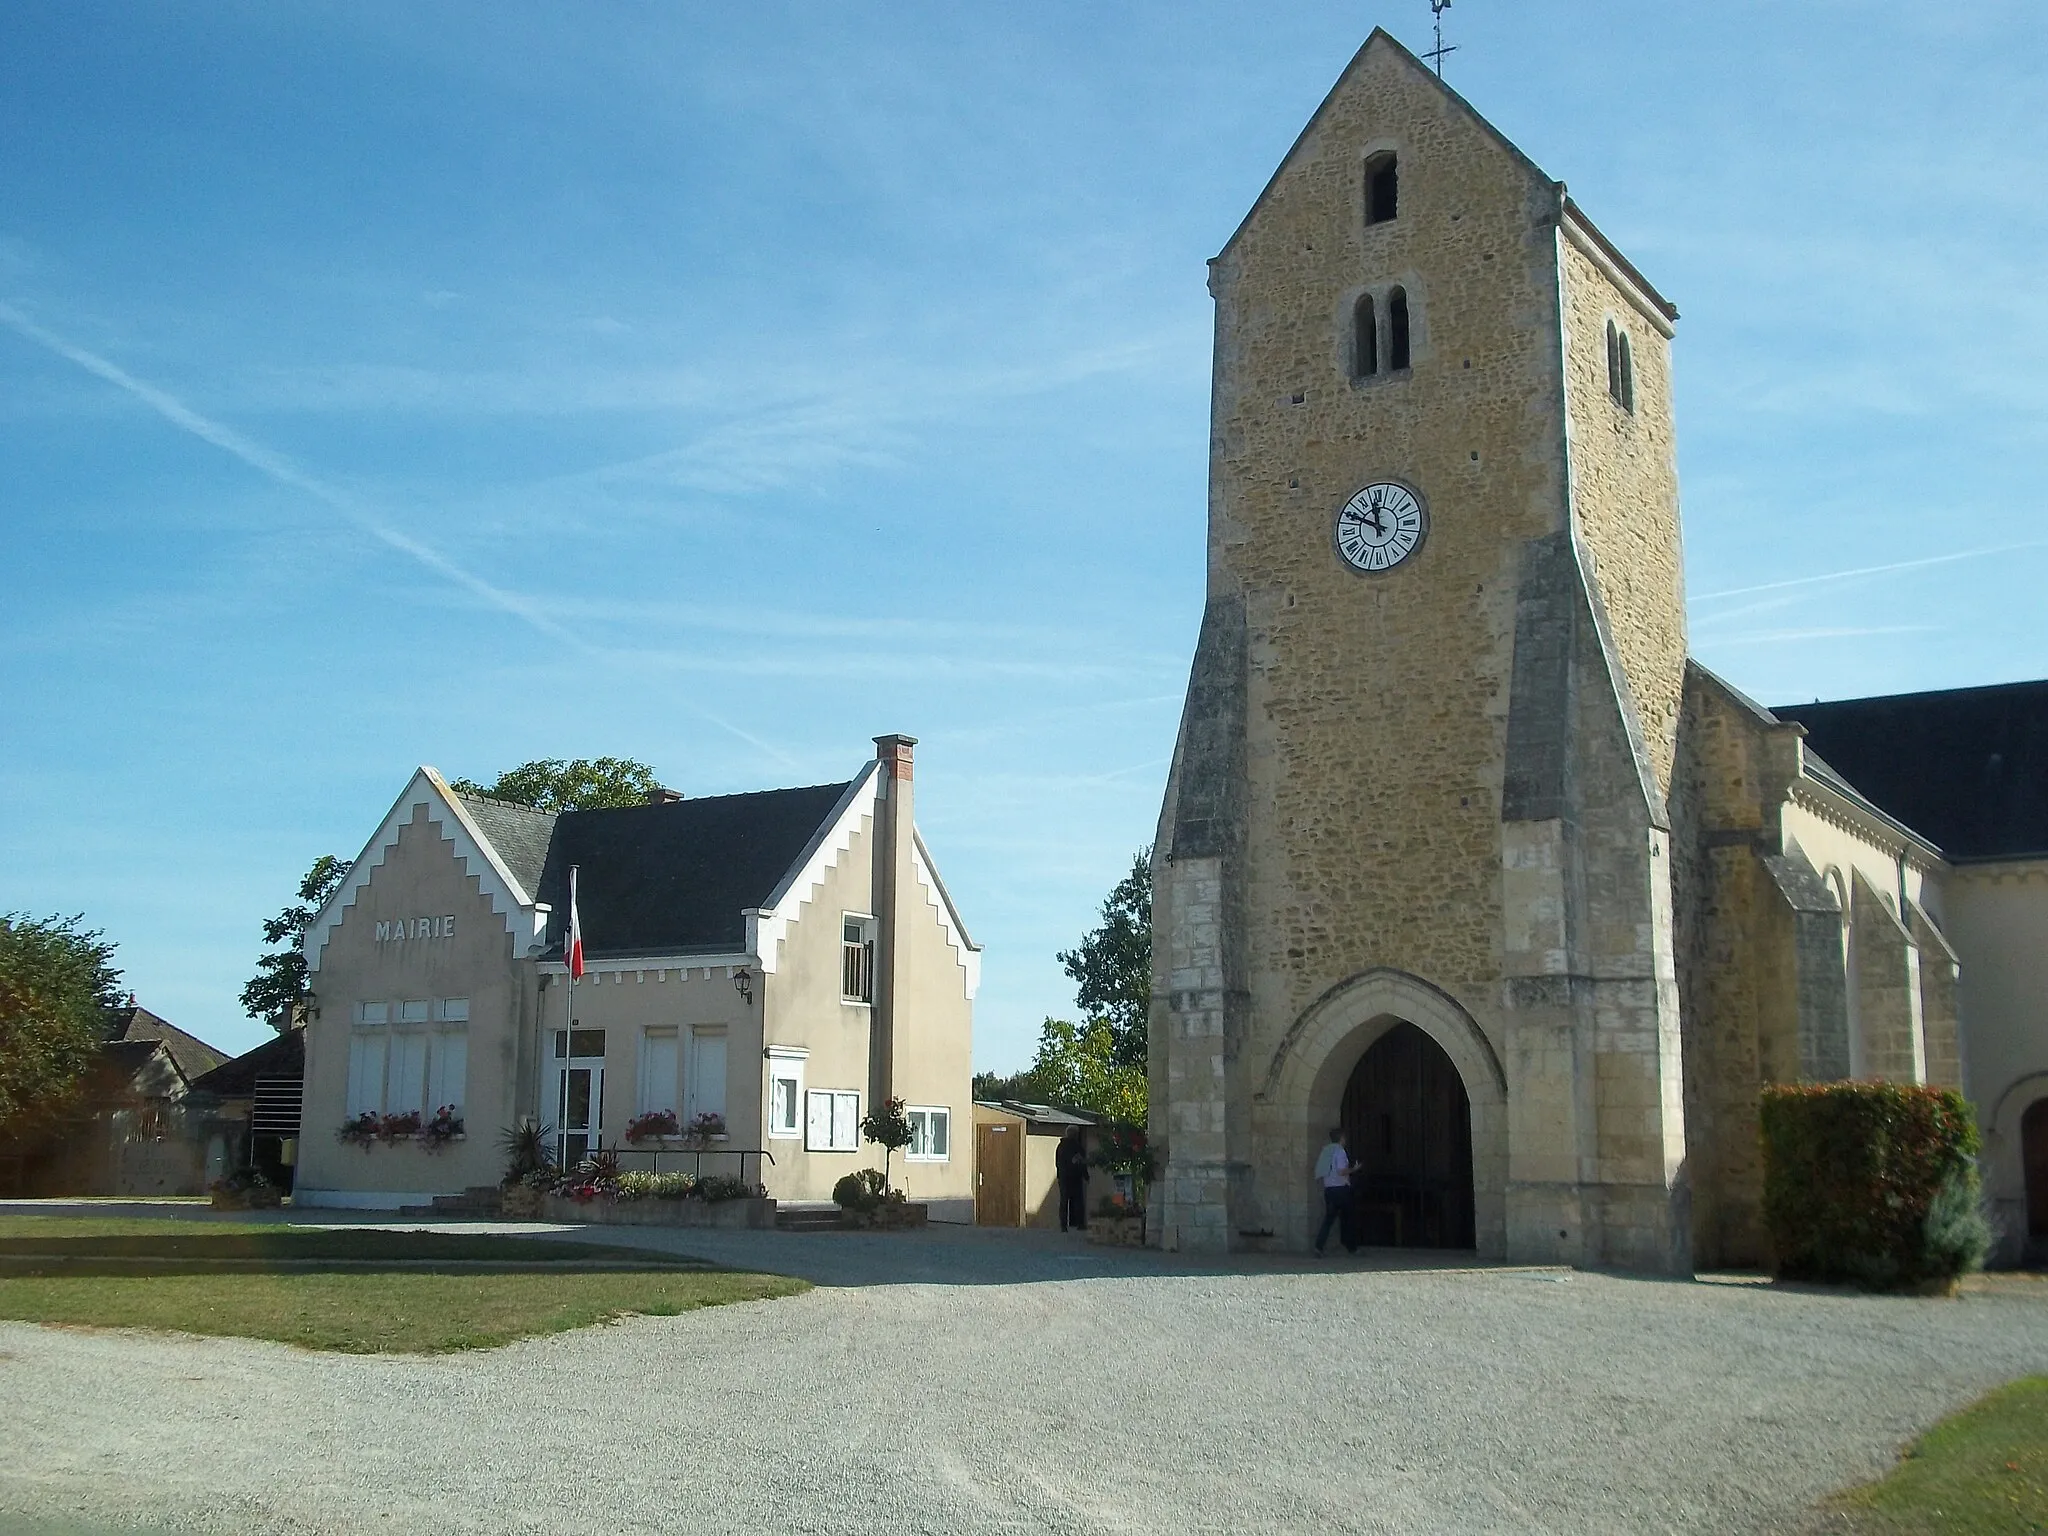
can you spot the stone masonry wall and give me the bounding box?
[1209,40,1564,1145]
[1559,237,1686,803]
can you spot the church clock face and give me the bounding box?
[1334,481,1427,573]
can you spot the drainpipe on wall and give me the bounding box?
[871,734,917,1108]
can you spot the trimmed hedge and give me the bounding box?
[1760,1082,1990,1290]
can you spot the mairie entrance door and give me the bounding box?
[553,1028,607,1168]
[1341,1021,1476,1249]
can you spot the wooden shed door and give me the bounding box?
[976,1123,1023,1226]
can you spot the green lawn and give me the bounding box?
[0,1215,807,1353]
[1815,1376,2048,1534]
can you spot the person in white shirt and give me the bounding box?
[1312,1126,1355,1257]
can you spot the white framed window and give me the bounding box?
[686,1028,728,1125]
[438,998,470,1023]
[767,1050,805,1140]
[389,1031,429,1116]
[842,914,876,1003]
[346,1031,387,1118]
[806,1089,860,1153]
[905,1106,950,1162]
[428,1030,467,1117]
[399,999,431,1025]
[356,1001,389,1026]
[638,1028,678,1118]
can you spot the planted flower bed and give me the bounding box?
[1085,1193,1146,1246]
[831,1168,926,1229]
[512,1155,776,1228]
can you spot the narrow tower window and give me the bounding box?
[1606,320,1635,413]
[1353,293,1378,379]
[1387,286,1411,371]
[1365,153,1398,225]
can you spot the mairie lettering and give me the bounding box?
[373,915,457,943]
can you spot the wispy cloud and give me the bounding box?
[1691,540,2048,604]
[0,299,584,650]
[1704,625,1939,648]
[0,300,809,767]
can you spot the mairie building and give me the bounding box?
[294,734,980,1218]
[1148,30,2048,1270]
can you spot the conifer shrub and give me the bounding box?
[1759,1082,1990,1290]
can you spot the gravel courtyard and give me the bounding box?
[3,1215,2046,1536]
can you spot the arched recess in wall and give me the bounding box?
[1353,293,1378,379]
[1606,319,1635,411]
[1260,967,1508,1256]
[1364,151,1398,225]
[1387,286,1412,371]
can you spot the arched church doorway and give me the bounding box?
[2024,1098,2048,1240]
[1340,1021,1476,1249]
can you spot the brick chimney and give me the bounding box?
[870,734,916,1105]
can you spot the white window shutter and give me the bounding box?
[806,1090,832,1150]
[832,1092,859,1153]
[429,1032,468,1116]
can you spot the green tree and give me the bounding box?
[1057,847,1151,1069]
[241,855,351,1031]
[450,757,661,812]
[1022,1017,1146,1124]
[971,1068,1039,1103]
[0,913,125,1133]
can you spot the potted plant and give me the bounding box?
[418,1105,464,1151]
[683,1112,726,1148]
[377,1110,423,1144]
[624,1109,680,1144]
[337,1111,380,1150]
[209,1166,281,1211]
[831,1167,923,1230]
[497,1119,555,1218]
[1086,1123,1150,1246]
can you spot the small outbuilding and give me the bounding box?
[971,1101,1117,1228]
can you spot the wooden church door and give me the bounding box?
[1340,1021,1476,1249]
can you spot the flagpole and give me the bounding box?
[566,864,578,1170]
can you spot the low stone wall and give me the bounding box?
[541,1195,777,1229]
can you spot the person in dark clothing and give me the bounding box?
[1056,1125,1090,1232]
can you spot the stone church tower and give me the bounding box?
[1150,30,1694,1271]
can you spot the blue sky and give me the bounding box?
[3,2,2044,1066]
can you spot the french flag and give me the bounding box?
[566,865,585,981]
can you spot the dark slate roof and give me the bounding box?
[109,1005,230,1081]
[1774,679,2048,862]
[532,782,855,956]
[455,792,557,898]
[190,1026,305,1098]
[98,1039,180,1095]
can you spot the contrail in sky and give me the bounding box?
[1692,541,2048,603]
[0,298,586,650]
[0,299,806,767]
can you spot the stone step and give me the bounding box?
[396,1189,503,1220]
[775,1206,842,1231]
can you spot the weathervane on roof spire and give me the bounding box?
[1422,0,1457,79]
